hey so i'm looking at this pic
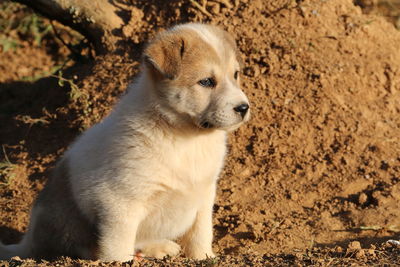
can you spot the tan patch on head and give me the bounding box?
[143,24,241,85]
[144,27,219,82]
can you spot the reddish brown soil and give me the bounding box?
[1,0,400,265]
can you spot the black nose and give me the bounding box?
[233,103,249,118]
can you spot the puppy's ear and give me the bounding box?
[143,32,186,80]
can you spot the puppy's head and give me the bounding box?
[143,23,250,131]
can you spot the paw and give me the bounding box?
[137,239,181,259]
[98,252,134,262]
[186,249,215,260]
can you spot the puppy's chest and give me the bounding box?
[159,133,226,185]
[136,133,226,241]
[137,187,206,241]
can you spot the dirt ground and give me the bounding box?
[1,0,400,266]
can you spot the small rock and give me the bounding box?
[348,241,362,250]
[253,66,261,77]
[208,2,220,14]
[289,192,299,201]
[244,66,255,77]
[346,241,366,259]
[366,249,376,257]
[387,239,400,247]
[358,192,368,205]
[355,249,365,259]
[335,246,343,253]
[237,167,251,178]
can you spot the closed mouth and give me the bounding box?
[200,121,213,129]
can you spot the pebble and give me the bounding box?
[358,192,368,205]
[348,241,362,250]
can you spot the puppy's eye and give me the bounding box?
[234,71,239,80]
[198,78,216,88]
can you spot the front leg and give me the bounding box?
[181,183,216,259]
[97,203,147,261]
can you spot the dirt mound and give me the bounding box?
[1,0,400,265]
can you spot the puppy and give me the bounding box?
[0,23,250,261]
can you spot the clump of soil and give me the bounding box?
[1,0,400,265]
[356,0,400,28]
